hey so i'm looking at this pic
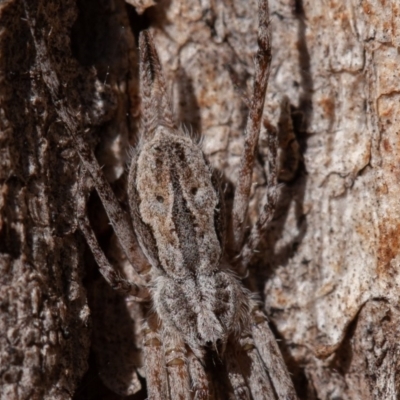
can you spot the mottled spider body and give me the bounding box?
[70,0,299,398]
[130,127,250,357]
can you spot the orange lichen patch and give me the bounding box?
[339,12,351,28]
[376,182,389,196]
[379,132,400,183]
[319,97,335,119]
[376,53,400,96]
[271,288,292,309]
[355,219,375,243]
[197,90,217,109]
[382,138,392,153]
[362,1,373,15]
[383,20,391,33]
[376,96,400,278]
[378,96,398,120]
[379,106,392,119]
[377,219,400,277]
[394,1,400,16]
[393,3,400,47]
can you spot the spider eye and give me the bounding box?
[156,195,164,203]
[191,187,198,195]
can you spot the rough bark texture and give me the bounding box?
[1,0,399,399]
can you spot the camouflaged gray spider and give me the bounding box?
[72,0,298,398]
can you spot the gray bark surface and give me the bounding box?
[1,0,399,399]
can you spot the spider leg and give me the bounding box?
[239,334,276,399]
[22,0,150,283]
[231,0,271,249]
[71,129,151,284]
[163,327,192,400]
[240,119,279,270]
[142,314,169,400]
[77,168,150,300]
[187,351,212,400]
[251,307,298,400]
[139,30,177,136]
[225,343,251,400]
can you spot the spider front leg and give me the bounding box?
[231,0,272,251]
[224,343,251,400]
[72,129,151,282]
[163,328,192,400]
[251,307,298,400]
[225,335,276,400]
[240,120,279,270]
[238,334,276,400]
[77,167,150,300]
[187,351,212,400]
[229,0,279,274]
[142,314,169,400]
[143,314,195,400]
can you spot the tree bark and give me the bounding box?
[1,0,399,399]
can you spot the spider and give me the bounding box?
[70,0,298,398]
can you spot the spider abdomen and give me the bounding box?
[153,270,249,355]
